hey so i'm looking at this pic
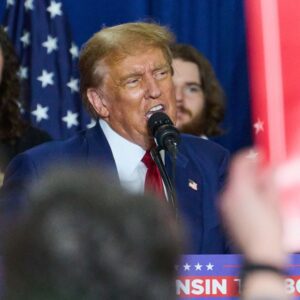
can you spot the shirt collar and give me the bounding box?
[99,119,145,178]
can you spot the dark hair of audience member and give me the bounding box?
[3,166,182,300]
[0,26,26,142]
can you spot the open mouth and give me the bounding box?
[145,104,165,119]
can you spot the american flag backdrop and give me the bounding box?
[2,0,93,140]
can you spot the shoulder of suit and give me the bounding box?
[180,133,228,153]
[22,129,88,158]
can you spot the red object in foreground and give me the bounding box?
[245,0,300,252]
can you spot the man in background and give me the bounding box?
[171,44,225,138]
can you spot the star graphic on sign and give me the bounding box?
[253,118,264,134]
[6,0,15,7]
[62,110,79,128]
[195,263,202,271]
[42,35,58,54]
[206,262,214,271]
[17,66,28,79]
[69,43,79,59]
[37,70,54,87]
[67,77,79,93]
[47,0,62,18]
[20,31,30,47]
[183,263,191,271]
[87,119,96,129]
[246,149,259,160]
[31,104,49,122]
[24,0,34,10]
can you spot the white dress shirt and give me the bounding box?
[100,119,147,194]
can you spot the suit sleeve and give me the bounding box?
[217,149,233,253]
[217,149,230,192]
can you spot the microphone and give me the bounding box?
[147,112,180,155]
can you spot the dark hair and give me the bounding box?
[0,26,26,141]
[171,44,225,136]
[4,166,182,300]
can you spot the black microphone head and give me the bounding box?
[147,112,180,153]
[147,111,174,136]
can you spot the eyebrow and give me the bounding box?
[118,64,171,84]
[185,81,202,86]
[119,71,143,82]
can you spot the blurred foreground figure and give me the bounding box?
[220,151,289,300]
[3,166,181,300]
[171,44,225,138]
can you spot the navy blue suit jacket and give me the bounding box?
[1,123,230,254]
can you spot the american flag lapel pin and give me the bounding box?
[188,179,198,191]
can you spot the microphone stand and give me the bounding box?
[150,147,178,219]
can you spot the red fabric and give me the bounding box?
[142,151,164,199]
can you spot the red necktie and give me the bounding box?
[142,150,164,199]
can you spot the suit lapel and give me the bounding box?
[164,147,222,253]
[84,122,120,182]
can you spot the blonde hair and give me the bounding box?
[79,22,175,117]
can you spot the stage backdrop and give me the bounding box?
[0,0,252,153]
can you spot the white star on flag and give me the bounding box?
[62,110,79,128]
[20,31,30,47]
[253,118,264,134]
[87,119,96,129]
[47,0,62,19]
[195,263,202,271]
[18,66,28,79]
[67,77,79,93]
[188,179,198,191]
[42,35,58,54]
[24,0,34,10]
[69,42,79,59]
[6,0,15,7]
[183,263,191,271]
[37,70,54,88]
[206,262,214,271]
[246,149,258,160]
[31,104,49,122]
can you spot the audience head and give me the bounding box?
[79,22,176,150]
[171,43,225,137]
[3,166,182,300]
[0,26,25,141]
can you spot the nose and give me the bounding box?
[175,85,184,106]
[144,75,161,99]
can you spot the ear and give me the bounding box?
[86,88,109,118]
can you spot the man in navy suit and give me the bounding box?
[1,22,229,254]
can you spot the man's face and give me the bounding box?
[172,58,204,131]
[91,47,176,149]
